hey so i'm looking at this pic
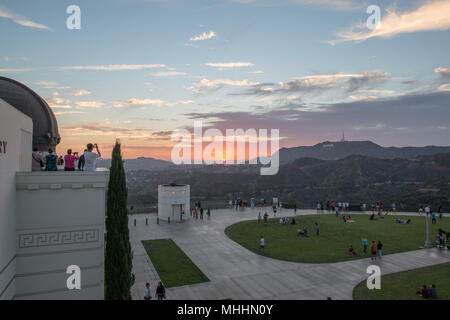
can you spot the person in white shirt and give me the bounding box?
[144,283,152,300]
[83,143,101,172]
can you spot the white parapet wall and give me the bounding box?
[158,184,190,222]
[0,98,109,300]
[0,99,32,300]
[14,170,109,299]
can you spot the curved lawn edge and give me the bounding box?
[224,215,450,264]
[352,262,450,300]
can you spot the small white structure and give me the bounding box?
[158,184,190,222]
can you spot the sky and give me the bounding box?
[1,0,450,160]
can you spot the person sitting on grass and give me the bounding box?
[342,215,347,223]
[280,218,284,225]
[297,228,308,237]
[285,217,290,224]
[290,217,296,225]
[429,284,438,299]
[348,245,357,255]
[420,285,430,298]
[370,213,376,220]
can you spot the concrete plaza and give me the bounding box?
[130,208,449,300]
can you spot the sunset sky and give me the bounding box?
[1,0,450,160]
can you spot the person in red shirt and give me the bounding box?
[421,285,430,298]
[64,149,79,171]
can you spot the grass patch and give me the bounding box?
[353,262,450,300]
[225,214,450,263]
[141,239,209,288]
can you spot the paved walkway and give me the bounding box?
[130,208,450,300]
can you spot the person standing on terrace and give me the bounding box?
[83,143,101,172]
[64,149,78,171]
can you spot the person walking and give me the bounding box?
[257,212,262,223]
[377,240,383,258]
[155,281,166,300]
[200,207,204,220]
[144,283,152,300]
[315,222,319,236]
[431,211,437,224]
[207,208,211,219]
[438,206,442,220]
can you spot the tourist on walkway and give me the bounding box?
[64,149,79,171]
[32,147,45,171]
[259,236,265,250]
[377,240,383,258]
[156,281,166,300]
[45,148,58,171]
[370,241,377,261]
[200,207,204,220]
[144,283,152,300]
[207,208,211,219]
[83,143,101,172]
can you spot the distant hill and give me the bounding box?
[96,157,172,171]
[276,141,450,164]
[126,152,450,211]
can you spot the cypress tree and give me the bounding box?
[105,141,133,300]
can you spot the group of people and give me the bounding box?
[191,201,211,220]
[418,205,443,222]
[257,211,270,224]
[417,284,438,299]
[349,239,383,260]
[32,143,101,172]
[144,281,166,300]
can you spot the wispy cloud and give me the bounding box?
[435,67,450,76]
[194,78,259,90]
[189,30,216,41]
[0,67,34,73]
[330,0,450,45]
[150,71,187,77]
[35,81,71,89]
[205,62,254,69]
[61,64,166,71]
[75,101,105,108]
[231,0,363,11]
[72,90,92,96]
[0,5,51,30]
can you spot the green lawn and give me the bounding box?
[141,239,210,288]
[225,214,450,263]
[353,262,450,300]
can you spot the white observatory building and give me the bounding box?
[0,77,108,300]
[158,184,190,222]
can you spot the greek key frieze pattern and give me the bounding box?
[19,229,99,248]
